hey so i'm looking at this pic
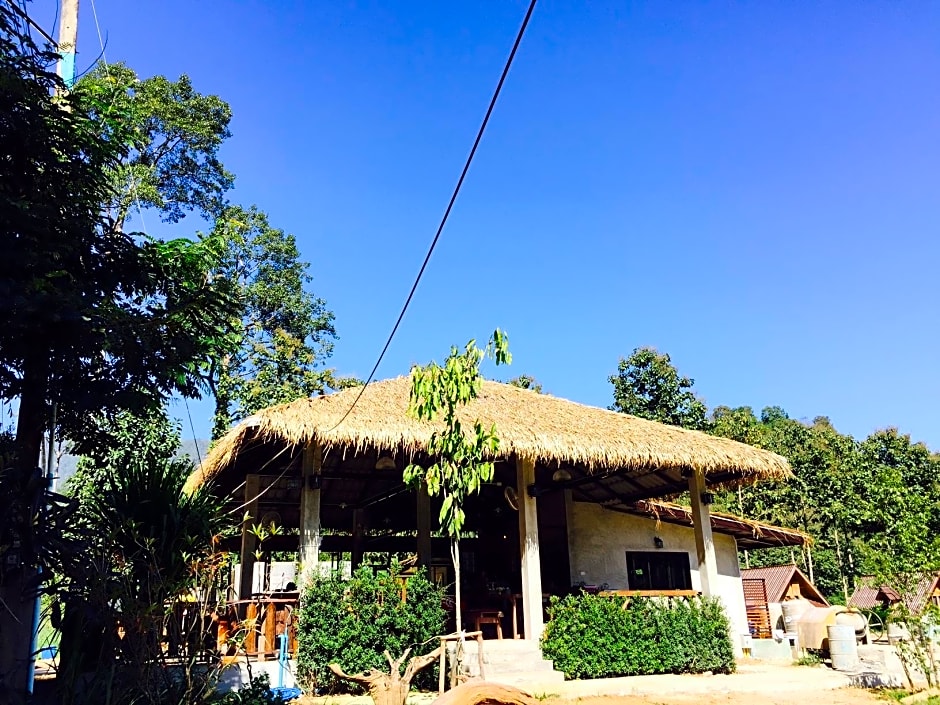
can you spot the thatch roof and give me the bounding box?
[185,377,790,494]
[622,501,811,550]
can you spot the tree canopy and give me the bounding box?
[609,347,708,429]
[610,345,940,602]
[78,62,340,439]
[77,63,233,230]
[0,17,238,696]
[209,205,337,438]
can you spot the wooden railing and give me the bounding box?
[221,595,299,659]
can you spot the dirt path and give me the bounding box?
[537,663,886,705]
[544,690,883,705]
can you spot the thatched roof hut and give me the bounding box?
[185,376,790,496]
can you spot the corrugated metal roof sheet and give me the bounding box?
[741,564,829,606]
[850,574,939,612]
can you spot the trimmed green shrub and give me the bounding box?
[295,565,446,693]
[541,594,736,679]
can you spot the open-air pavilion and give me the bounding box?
[185,377,797,652]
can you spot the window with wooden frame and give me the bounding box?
[625,551,693,591]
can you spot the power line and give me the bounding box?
[3,0,58,47]
[327,0,538,432]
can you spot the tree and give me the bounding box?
[66,408,185,506]
[78,64,340,438]
[506,374,542,393]
[209,205,337,438]
[76,63,233,230]
[609,347,707,429]
[854,430,940,688]
[404,330,511,632]
[0,14,238,697]
[710,406,860,596]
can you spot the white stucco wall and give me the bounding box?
[566,499,750,651]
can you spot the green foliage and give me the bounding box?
[506,374,542,393]
[405,330,511,538]
[295,566,446,694]
[609,347,707,430]
[404,330,511,632]
[541,594,735,679]
[210,674,288,705]
[209,205,337,438]
[608,345,940,608]
[67,407,185,506]
[76,62,234,228]
[0,12,238,695]
[794,653,822,666]
[77,60,340,443]
[55,410,235,704]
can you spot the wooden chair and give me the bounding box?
[472,609,503,640]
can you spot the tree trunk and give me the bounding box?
[1,356,49,703]
[452,539,462,633]
[329,646,442,705]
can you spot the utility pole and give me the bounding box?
[56,0,79,88]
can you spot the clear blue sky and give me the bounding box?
[35,0,940,449]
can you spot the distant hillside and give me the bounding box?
[54,438,211,492]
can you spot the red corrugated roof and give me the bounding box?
[850,574,939,612]
[741,564,829,606]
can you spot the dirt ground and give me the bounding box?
[299,663,893,705]
[534,663,889,705]
[541,690,884,705]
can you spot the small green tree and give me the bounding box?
[609,347,707,430]
[506,374,542,393]
[59,410,232,705]
[404,330,511,632]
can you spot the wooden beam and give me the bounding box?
[239,474,261,599]
[299,441,322,578]
[517,456,543,641]
[416,481,432,567]
[688,469,718,597]
[351,508,364,570]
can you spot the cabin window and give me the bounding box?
[625,551,692,591]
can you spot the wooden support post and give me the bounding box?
[438,638,446,695]
[688,468,718,597]
[516,457,543,641]
[300,441,322,578]
[239,474,261,599]
[264,601,276,657]
[245,601,258,655]
[352,508,364,570]
[417,481,432,567]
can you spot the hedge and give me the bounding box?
[295,565,446,693]
[541,593,736,679]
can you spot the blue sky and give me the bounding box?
[34,0,940,449]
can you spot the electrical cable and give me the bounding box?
[3,0,58,47]
[325,0,538,433]
[50,0,59,43]
[184,398,204,471]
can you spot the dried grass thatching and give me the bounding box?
[184,377,791,494]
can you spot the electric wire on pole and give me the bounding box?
[326,0,538,432]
